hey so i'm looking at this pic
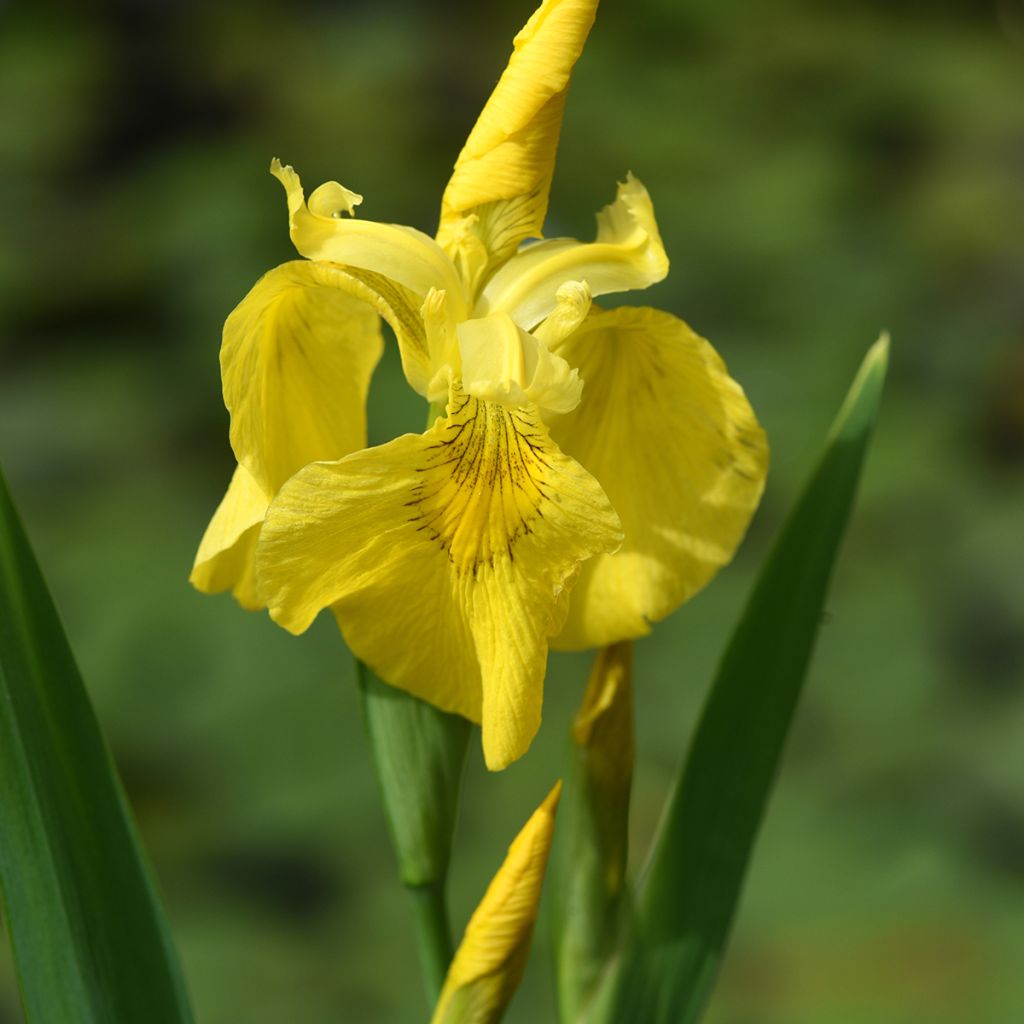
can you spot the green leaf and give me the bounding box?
[596,336,889,1024]
[357,661,471,1002]
[0,467,194,1024]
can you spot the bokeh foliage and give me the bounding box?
[0,0,1022,1021]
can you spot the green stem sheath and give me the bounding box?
[409,880,455,1004]
[356,660,470,1009]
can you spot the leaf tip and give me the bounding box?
[869,330,890,371]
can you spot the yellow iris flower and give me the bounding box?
[191,0,768,770]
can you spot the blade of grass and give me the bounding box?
[597,336,889,1024]
[0,467,194,1024]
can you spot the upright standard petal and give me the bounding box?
[476,174,668,329]
[222,260,384,495]
[431,783,562,1024]
[548,306,768,649]
[255,388,622,769]
[272,160,467,316]
[190,464,268,609]
[436,0,600,276]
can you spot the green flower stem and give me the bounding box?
[410,879,455,1003]
[356,661,470,1007]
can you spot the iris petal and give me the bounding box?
[436,0,600,276]
[548,306,769,649]
[477,175,668,329]
[458,311,582,416]
[190,464,268,610]
[255,388,622,769]
[272,160,467,316]
[222,260,384,496]
[192,260,382,610]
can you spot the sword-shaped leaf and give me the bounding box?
[596,336,889,1024]
[0,468,194,1024]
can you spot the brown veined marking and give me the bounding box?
[407,391,553,577]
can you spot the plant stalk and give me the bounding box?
[409,880,454,1004]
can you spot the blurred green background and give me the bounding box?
[1,0,1023,1020]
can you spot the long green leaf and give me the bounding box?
[597,336,889,1024]
[0,468,194,1024]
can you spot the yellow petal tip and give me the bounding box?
[542,778,563,814]
[269,157,295,184]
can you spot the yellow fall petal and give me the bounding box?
[436,0,600,275]
[431,783,562,1024]
[222,260,384,495]
[194,259,382,611]
[476,174,668,330]
[271,159,467,316]
[255,388,622,770]
[549,306,768,649]
[189,464,268,610]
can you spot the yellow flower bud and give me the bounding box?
[431,783,562,1024]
